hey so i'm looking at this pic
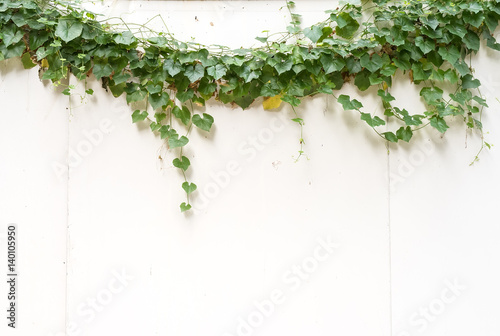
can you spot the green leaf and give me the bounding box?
[29,30,49,50]
[146,83,162,95]
[303,25,323,43]
[463,31,480,51]
[92,58,113,79]
[180,202,192,212]
[172,105,191,125]
[472,96,488,107]
[338,94,363,110]
[396,126,413,142]
[173,156,191,171]
[446,23,467,38]
[182,182,197,195]
[444,69,459,84]
[149,92,170,110]
[55,17,83,42]
[163,59,183,77]
[126,89,147,104]
[463,12,484,28]
[21,52,36,69]
[192,113,214,132]
[320,54,345,74]
[411,62,430,82]
[207,64,227,80]
[420,87,443,105]
[415,36,435,54]
[168,135,189,148]
[114,31,136,46]
[438,46,460,65]
[360,53,385,72]
[430,115,449,133]
[383,132,398,143]
[132,110,148,123]
[461,74,481,89]
[185,63,204,83]
[336,12,359,39]
[377,89,395,102]
[354,70,371,91]
[150,122,161,132]
[2,24,23,47]
[360,112,385,127]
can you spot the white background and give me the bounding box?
[1,1,500,335]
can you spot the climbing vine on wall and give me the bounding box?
[1,0,499,211]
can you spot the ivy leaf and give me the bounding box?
[360,53,384,72]
[282,95,301,107]
[150,122,161,132]
[146,83,162,95]
[2,24,24,46]
[383,132,398,143]
[320,54,345,74]
[182,182,197,195]
[415,36,435,54]
[173,156,191,171]
[132,110,148,123]
[438,46,460,65]
[21,53,36,69]
[446,24,467,38]
[303,25,323,43]
[207,64,227,80]
[29,30,49,50]
[149,92,170,110]
[172,105,191,125]
[360,113,385,127]
[377,90,395,102]
[354,70,371,91]
[55,17,83,42]
[114,31,136,46]
[336,12,359,39]
[192,113,214,132]
[396,126,413,142]
[461,74,481,89]
[420,87,443,105]
[263,95,283,110]
[472,96,488,107]
[463,12,484,28]
[430,115,449,133]
[180,202,192,212]
[126,89,147,104]
[92,58,113,79]
[163,59,183,77]
[463,31,480,51]
[338,94,363,110]
[444,69,459,84]
[168,135,189,148]
[274,59,294,75]
[185,63,204,83]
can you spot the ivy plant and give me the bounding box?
[1,0,499,211]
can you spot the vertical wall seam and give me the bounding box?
[387,144,393,336]
[64,94,71,335]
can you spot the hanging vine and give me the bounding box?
[0,0,499,211]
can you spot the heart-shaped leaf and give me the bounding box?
[173,156,191,171]
[168,135,189,148]
[192,113,214,132]
[180,202,192,212]
[55,17,83,42]
[132,110,148,123]
[182,182,197,194]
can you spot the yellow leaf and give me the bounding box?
[382,82,388,90]
[263,94,283,110]
[41,58,49,68]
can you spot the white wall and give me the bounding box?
[0,1,499,336]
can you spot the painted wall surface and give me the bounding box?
[0,1,499,336]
